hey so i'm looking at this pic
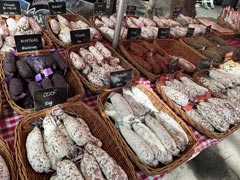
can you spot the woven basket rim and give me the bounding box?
[97,84,198,175]
[0,137,18,180]
[0,51,85,115]
[155,74,240,139]
[14,101,138,180]
[46,14,102,48]
[66,41,140,93]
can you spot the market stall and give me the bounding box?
[0,0,240,180]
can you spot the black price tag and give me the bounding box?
[105,0,117,15]
[34,86,68,111]
[186,28,195,37]
[110,69,132,88]
[169,58,179,73]
[197,59,212,70]
[155,7,163,16]
[94,2,106,15]
[0,1,21,15]
[70,29,91,45]
[157,28,170,39]
[172,7,181,17]
[14,34,43,52]
[126,5,137,15]
[127,28,141,40]
[48,2,66,15]
[206,25,211,34]
[84,0,97,3]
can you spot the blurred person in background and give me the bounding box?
[145,0,197,18]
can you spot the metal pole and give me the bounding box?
[112,0,126,49]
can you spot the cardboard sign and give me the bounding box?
[94,2,106,15]
[169,58,179,73]
[157,28,170,39]
[110,69,132,88]
[127,28,141,40]
[126,5,137,15]
[155,7,163,17]
[197,59,212,70]
[0,1,21,15]
[48,2,66,15]
[186,28,195,37]
[70,29,91,45]
[206,25,211,34]
[34,86,68,111]
[172,7,181,17]
[14,34,43,52]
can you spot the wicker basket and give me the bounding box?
[178,37,223,67]
[97,84,198,175]
[217,16,240,34]
[120,39,171,82]
[14,102,137,180]
[0,15,52,54]
[153,39,206,68]
[0,15,53,52]
[46,14,102,48]
[155,75,240,139]
[66,41,140,93]
[0,51,85,115]
[89,16,115,42]
[0,137,18,180]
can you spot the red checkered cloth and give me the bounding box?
[0,77,222,179]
